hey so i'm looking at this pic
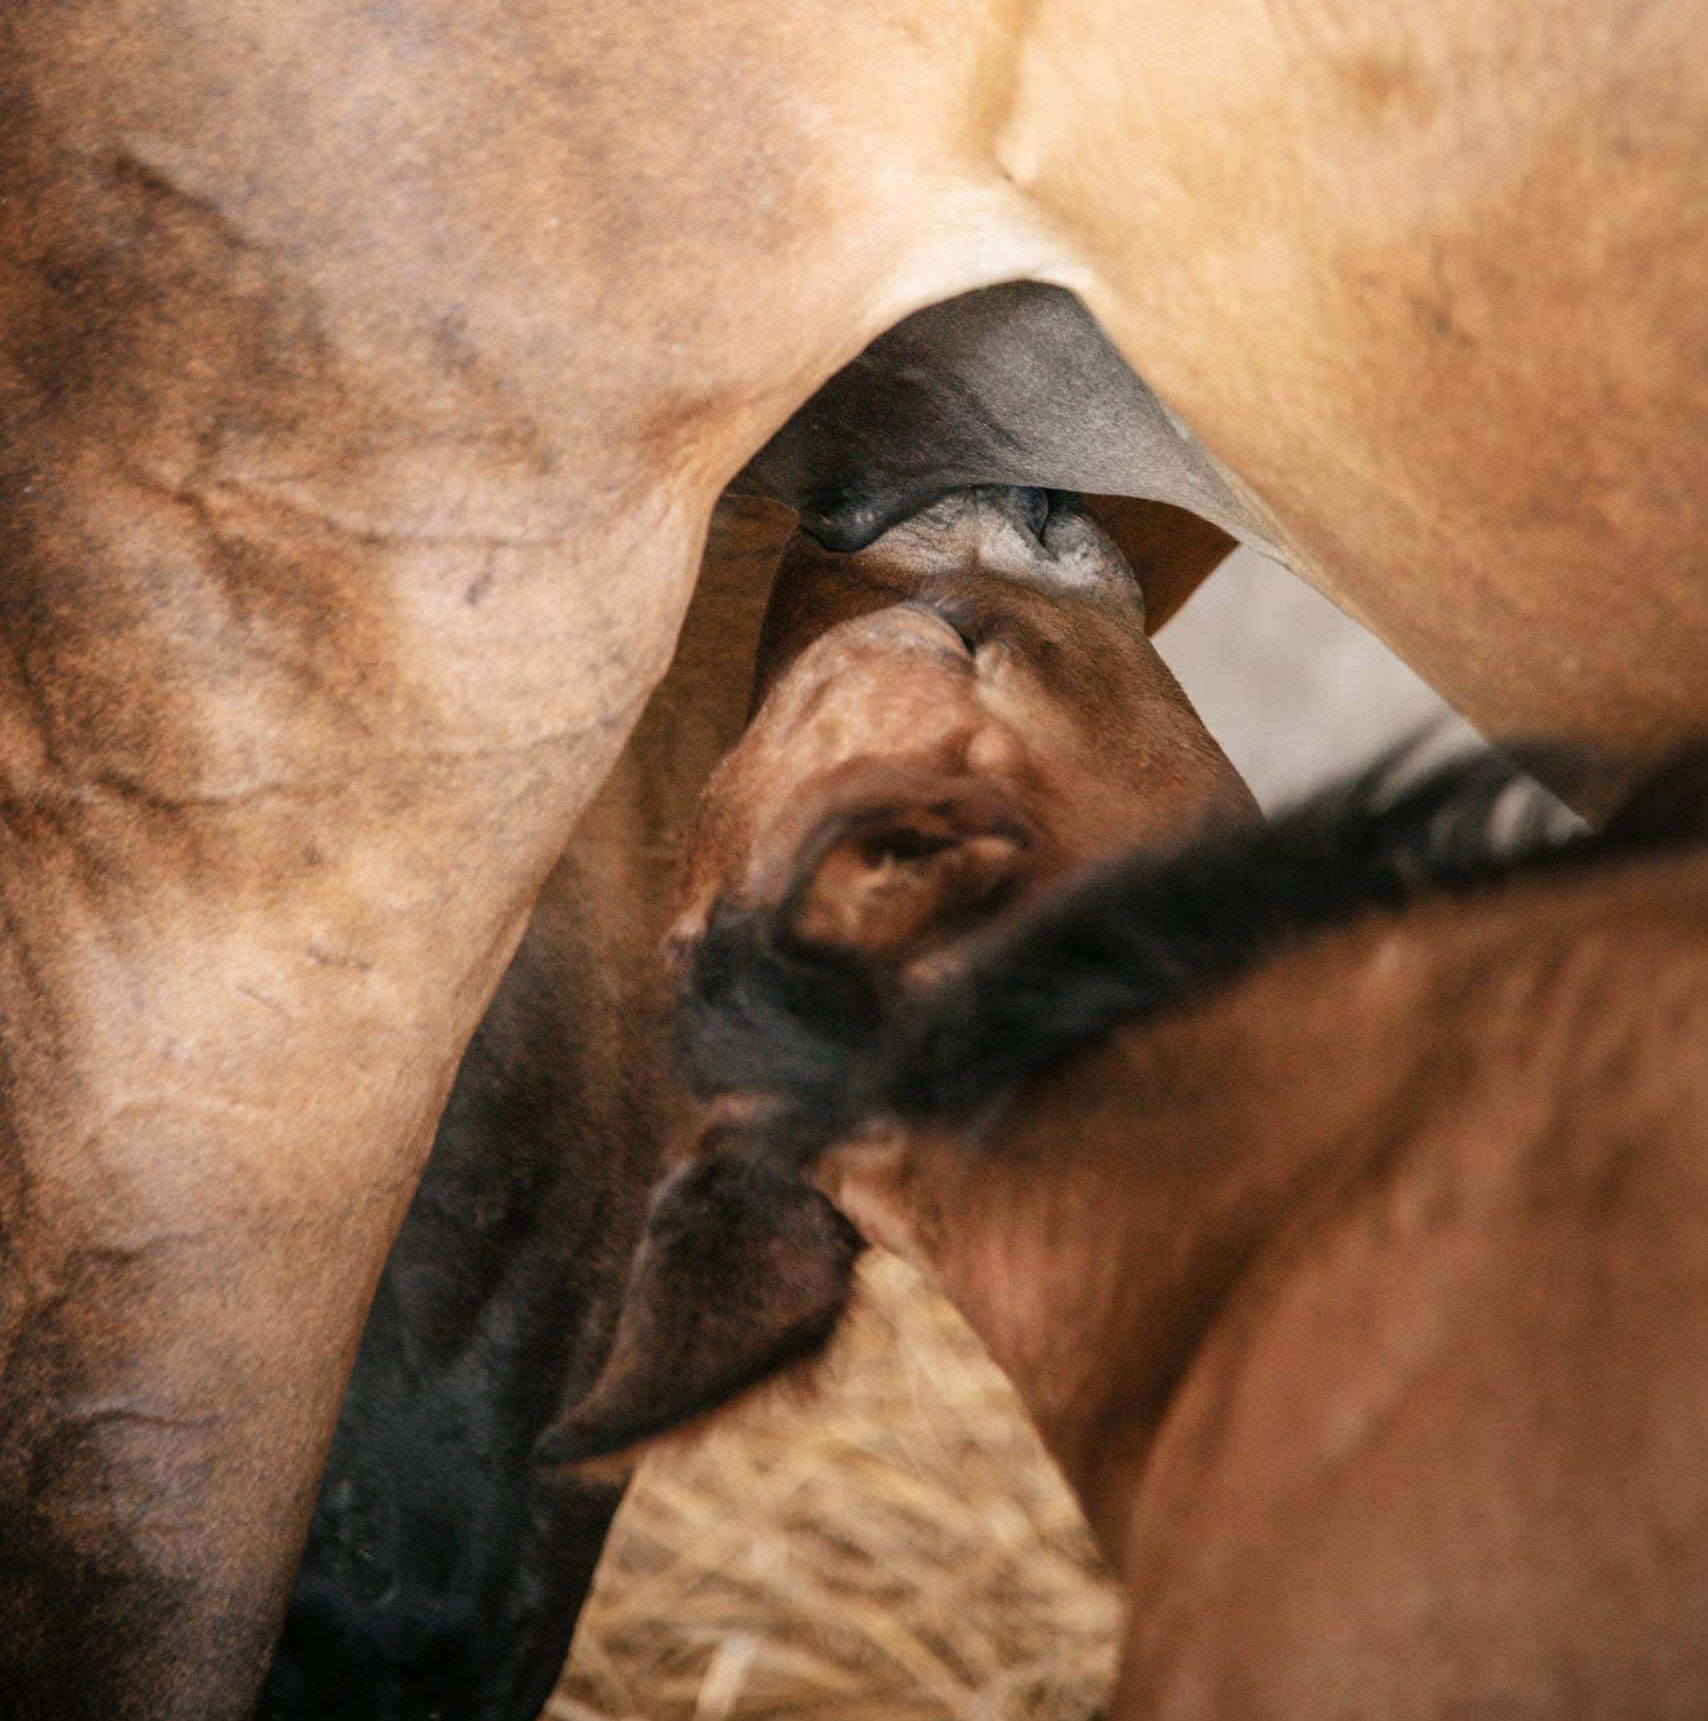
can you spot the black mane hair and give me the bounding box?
[679,746,1708,1161]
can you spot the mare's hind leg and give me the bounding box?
[263,499,794,1721]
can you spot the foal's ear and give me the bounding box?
[781,788,1040,964]
[535,1158,861,1467]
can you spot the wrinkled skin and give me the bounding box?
[731,283,1251,626]
[5,0,1708,1712]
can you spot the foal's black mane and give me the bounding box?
[680,747,1708,1160]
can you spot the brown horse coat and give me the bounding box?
[569,606,1708,1714]
[5,1,1708,1710]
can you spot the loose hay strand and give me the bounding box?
[555,1252,1123,1720]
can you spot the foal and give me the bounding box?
[550,495,1708,1714]
[686,758,1708,1718]
[541,481,1254,1457]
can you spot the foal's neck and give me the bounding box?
[880,919,1440,1565]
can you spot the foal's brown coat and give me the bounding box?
[573,500,1708,1714]
[811,855,1708,1718]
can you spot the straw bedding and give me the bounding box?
[551,1251,1122,1721]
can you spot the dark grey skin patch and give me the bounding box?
[735,281,1284,560]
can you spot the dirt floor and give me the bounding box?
[551,550,1470,1720]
